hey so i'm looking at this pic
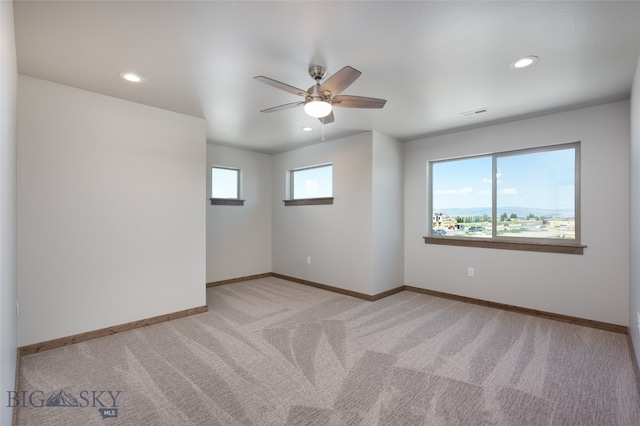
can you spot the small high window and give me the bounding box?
[285,163,333,206]
[210,166,243,206]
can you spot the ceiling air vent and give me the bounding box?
[460,108,488,117]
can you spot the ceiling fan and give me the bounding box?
[254,65,386,124]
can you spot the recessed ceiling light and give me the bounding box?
[118,72,144,83]
[302,126,313,132]
[509,55,539,69]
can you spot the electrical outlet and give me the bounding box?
[467,267,474,277]
[307,256,312,265]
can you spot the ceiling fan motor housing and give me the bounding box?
[306,84,329,103]
[308,65,328,81]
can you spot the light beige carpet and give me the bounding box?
[16,277,640,425]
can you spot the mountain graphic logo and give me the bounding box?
[45,390,79,407]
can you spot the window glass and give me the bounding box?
[291,164,332,199]
[430,143,579,243]
[496,148,576,240]
[211,166,240,199]
[432,156,491,238]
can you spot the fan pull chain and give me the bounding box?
[322,123,325,142]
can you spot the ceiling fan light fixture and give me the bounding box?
[304,99,332,118]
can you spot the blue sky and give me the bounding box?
[293,165,332,199]
[432,148,575,212]
[212,167,239,198]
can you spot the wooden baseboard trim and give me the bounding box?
[271,273,376,300]
[371,285,406,301]
[228,274,625,334]
[404,286,627,334]
[628,333,640,397]
[19,305,208,357]
[271,273,402,302]
[206,273,272,288]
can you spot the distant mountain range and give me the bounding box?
[437,207,574,219]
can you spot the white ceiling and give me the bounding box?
[13,1,640,154]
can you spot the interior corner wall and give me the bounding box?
[272,132,374,295]
[0,1,18,423]
[630,55,640,363]
[405,101,630,326]
[372,131,404,293]
[206,144,272,282]
[17,76,207,346]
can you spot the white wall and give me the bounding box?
[206,144,272,282]
[630,56,640,362]
[0,1,18,423]
[372,131,404,293]
[17,76,207,346]
[271,131,404,296]
[405,101,630,326]
[272,133,374,295]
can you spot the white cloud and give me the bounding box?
[483,171,502,184]
[435,187,473,195]
[499,188,518,195]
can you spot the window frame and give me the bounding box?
[425,142,585,254]
[285,163,334,206]
[210,165,244,206]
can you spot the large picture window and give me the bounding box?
[429,142,580,248]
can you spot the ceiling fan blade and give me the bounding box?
[260,101,304,113]
[318,66,361,96]
[318,111,334,125]
[254,76,309,97]
[332,95,386,109]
